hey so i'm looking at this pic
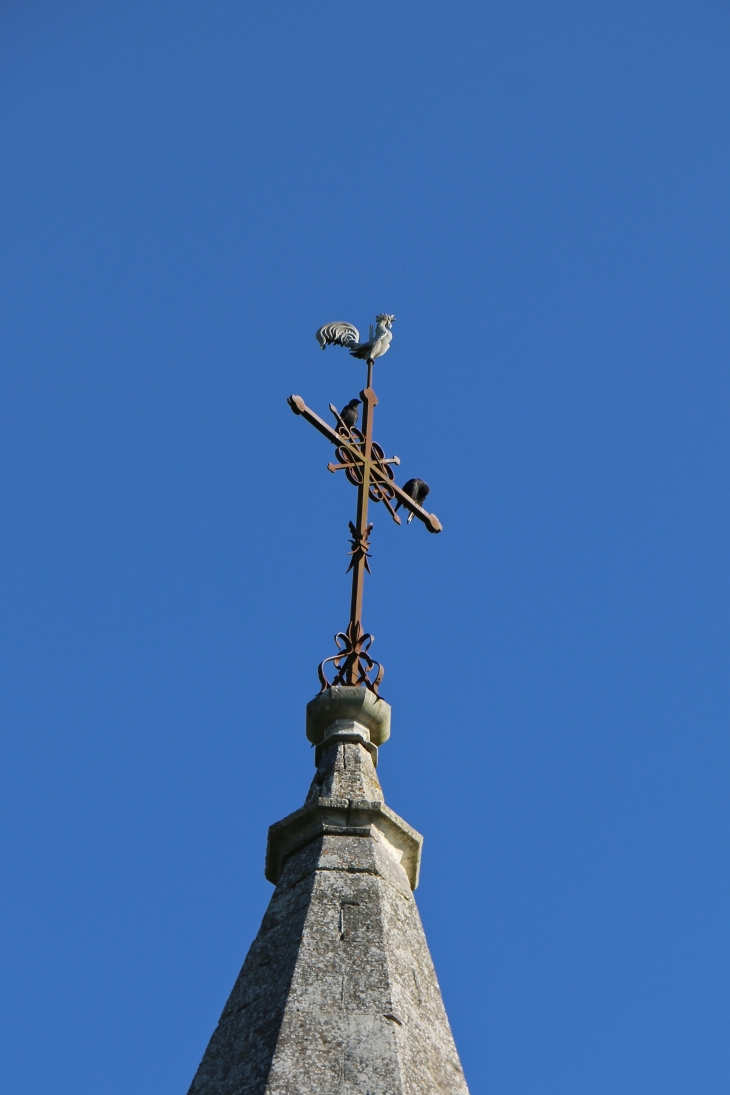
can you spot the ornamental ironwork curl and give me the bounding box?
[367,443,399,520]
[317,620,384,696]
[327,432,401,524]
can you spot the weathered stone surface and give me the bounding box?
[266,741,422,892]
[187,728,469,1094]
[305,736,384,803]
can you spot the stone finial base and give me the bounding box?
[307,685,390,753]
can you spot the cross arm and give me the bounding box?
[288,394,345,449]
[378,475,443,533]
[288,393,384,482]
[288,393,443,534]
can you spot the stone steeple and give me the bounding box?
[187,686,470,1094]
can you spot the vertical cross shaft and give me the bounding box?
[346,364,376,684]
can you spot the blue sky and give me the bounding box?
[1,2,729,1092]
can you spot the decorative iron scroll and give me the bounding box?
[317,620,384,696]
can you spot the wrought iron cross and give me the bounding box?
[288,358,442,695]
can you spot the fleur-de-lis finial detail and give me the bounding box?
[347,521,373,575]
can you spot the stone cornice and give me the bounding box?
[266,794,423,891]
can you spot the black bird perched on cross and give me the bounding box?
[396,478,430,523]
[339,398,361,430]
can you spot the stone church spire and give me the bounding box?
[186,321,469,1092]
[187,687,470,1094]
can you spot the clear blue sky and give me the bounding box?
[1,2,729,1093]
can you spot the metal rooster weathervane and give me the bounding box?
[288,313,442,696]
